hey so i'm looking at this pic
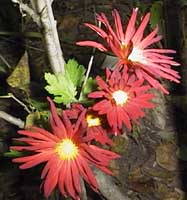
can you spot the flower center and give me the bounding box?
[128,47,147,64]
[86,114,101,127]
[112,90,128,106]
[55,138,79,160]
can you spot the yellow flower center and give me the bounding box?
[86,114,101,127]
[55,138,78,160]
[128,47,147,64]
[112,90,128,106]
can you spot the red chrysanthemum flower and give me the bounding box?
[88,68,155,133]
[65,103,113,145]
[85,111,113,145]
[77,8,180,94]
[11,98,119,200]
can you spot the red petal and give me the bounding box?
[117,106,132,130]
[112,9,125,42]
[93,100,112,114]
[13,151,53,169]
[44,158,63,197]
[18,129,55,142]
[62,111,73,137]
[132,12,150,44]
[71,160,81,195]
[58,161,67,197]
[64,161,77,199]
[88,91,106,98]
[76,41,107,51]
[47,97,67,137]
[28,126,59,142]
[41,155,58,179]
[124,8,138,44]
[137,26,159,49]
[84,23,108,38]
[75,155,98,191]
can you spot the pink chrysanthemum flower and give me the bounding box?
[11,98,119,200]
[77,8,180,94]
[88,68,155,133]
[65,103,113,145]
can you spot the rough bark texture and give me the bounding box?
[30,0,65,73]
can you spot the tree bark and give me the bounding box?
[30,0,65,73]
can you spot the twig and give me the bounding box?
[79,20,101,99]
[12,0,65,73]
[11,0,41,26]
[0,111,25,128]
[0,36,44,52]
[0,93,31,114]
[0,53,11,69]
[30,0,65,73]
[9,93,31,113]
[79,50,95,100]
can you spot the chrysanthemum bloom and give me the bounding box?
[77,8,180,94]
[88,68,155,133]
[85,111,113,145]
[65,103,113,145]
[11,98,120,200]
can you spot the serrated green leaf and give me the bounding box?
[45,59,86,105]
[45,72,77,104]
[65,59,86,87]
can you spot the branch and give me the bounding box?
[11,0,41,26]
[0,111,25,128]
[12,0,65,73]
[0,93,31,114]
[30,0,65,73]
[0,53,11,69]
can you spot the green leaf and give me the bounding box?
[65,59,86,87]
[45,72,77,104]
[4,150,23,158]
[45,59,86,105]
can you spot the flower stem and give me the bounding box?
[79,49,95,100]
